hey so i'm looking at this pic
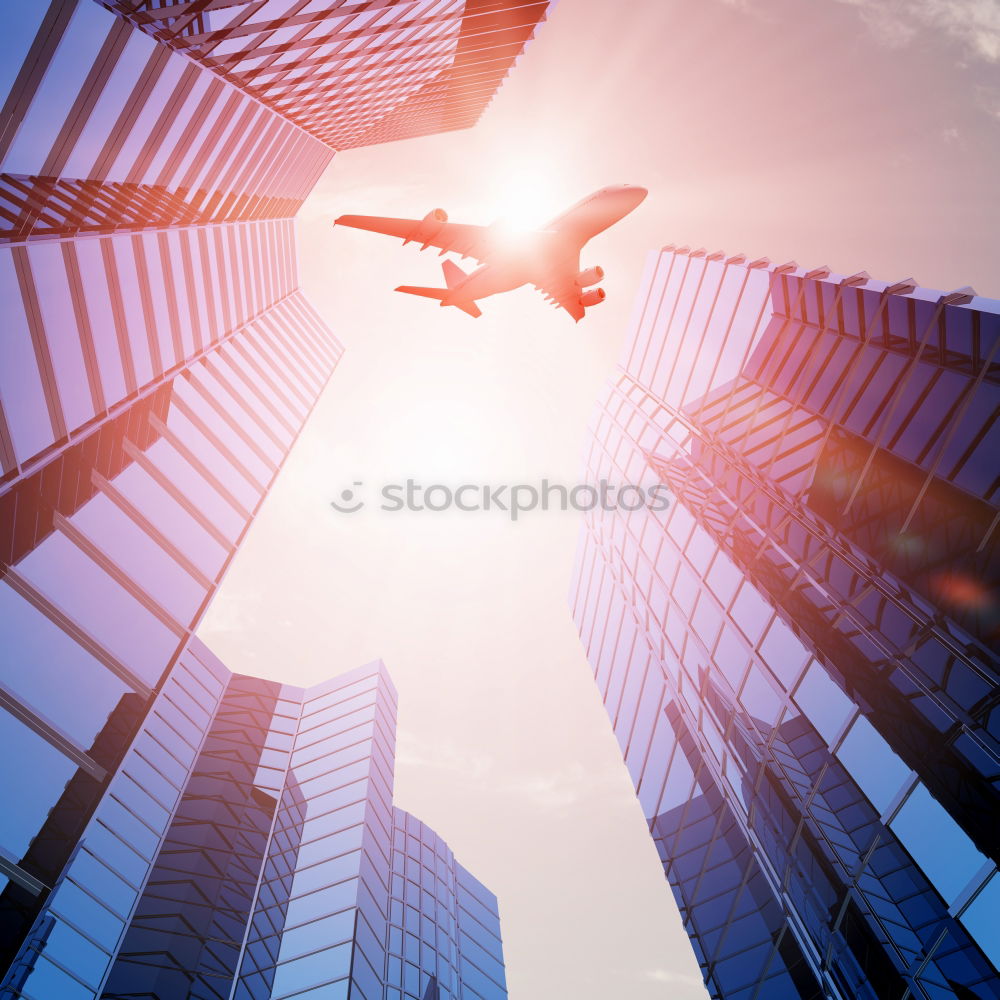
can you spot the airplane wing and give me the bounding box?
[532,252,585,322]
[533,276,585,322]
[335,214,497,264]
[337,212,590,320]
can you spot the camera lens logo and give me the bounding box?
[330,482,365,514]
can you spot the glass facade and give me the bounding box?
[2,4,525,995]
[0,645,506,1000]
[0,207,343,950]
[96,0,555,150]
[385,810,507,1000]
[0,220,343,988]
[571,247,1000,999]
[1,0,331,241]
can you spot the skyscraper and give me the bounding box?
[385,810,506,1000]
[571,246,999,999]
[0,199,343,991]
[91,0,555,150]
[1,645,507,1000]
[2,1,541,994]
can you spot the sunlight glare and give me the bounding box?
[485,163,563,232]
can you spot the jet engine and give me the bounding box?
[406,209,448,248]
[579,287,606,308]
[575,265,605,288]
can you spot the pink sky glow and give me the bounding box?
[199,2,1000,997]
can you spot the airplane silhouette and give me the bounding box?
[333,185,647,321]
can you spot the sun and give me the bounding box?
[484,163,563,232]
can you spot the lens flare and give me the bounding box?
[929,571,993,611]
[484,163,562,231]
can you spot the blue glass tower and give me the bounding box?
[385,811,507,1000]
[571,247,1000,999]
[1,644,507,1000]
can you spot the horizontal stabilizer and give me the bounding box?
[395,285,482,319]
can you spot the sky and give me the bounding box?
[198,2,1000,997]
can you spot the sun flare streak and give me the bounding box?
[485,163,562,231]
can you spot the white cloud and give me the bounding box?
[714,0,1000,61]
[644,968,706,987]
[974,83,1000,117]
[496,762,635,809]
[395,731,495,780]
[835,0,1000,61]
[714,0,778,19]
[395,731,635,809]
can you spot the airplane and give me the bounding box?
[333,184,647,322]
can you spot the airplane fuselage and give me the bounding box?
[441,243,555,305]
[441,185,647,308]
[335,183,647,320]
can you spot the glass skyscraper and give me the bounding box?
[92,0,555,150]
[385,811,506,1000]
[571,246,999,999]
[1,1,534,995]
[1,644,506,1000]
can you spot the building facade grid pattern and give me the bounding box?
[94,0,553,150]
[571,245,1000,1000]
[1,1,537,993]
[384,809,507,1000]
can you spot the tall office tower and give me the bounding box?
[1,1,339,964]
[0,225,343,986]
[0,648,507,1000]
[0,0,343,948]
[1,0,341,512]
[571,246,1000,999]
[94,0,555,150]
[385,810,506,1000]
[1,1,334,242]
[2,1,541,991]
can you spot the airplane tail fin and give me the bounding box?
[395,284,482,319]
[442,259,467,289]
